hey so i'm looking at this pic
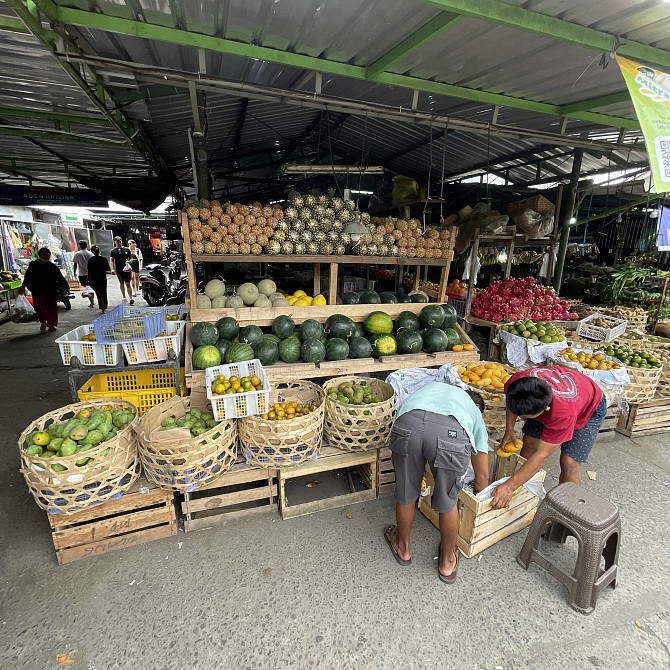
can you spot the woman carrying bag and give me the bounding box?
[21,247,69,332]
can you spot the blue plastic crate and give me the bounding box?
[93,305,167,343]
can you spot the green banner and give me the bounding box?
[616,55,670,193]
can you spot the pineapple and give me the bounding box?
[306,241,319,254]
[379,244,390,257]
[293,220,305,232]
[186,205,200,219]
[287,230,300,242]
[277,220,290,232]
[314,205,326,219]
[332,219,343,232]
[324,207,335,221]
[317,194,329,207]
[303,230,313,243]
[272,230,286,243]
[320,241,334,255]
[314,231,327,243]
[361,212,371,224]
[307,218,319,231]
[284,206,298,221]
[367,244,378,256]
[280,241,294,254]
[334,243,346,255]
[390,245,399,256]
[352,243,368,255]
[327,230,338,243]
[372,233,384,244]
[340,232,351,245]
[332,197,344,212]
[305,194,317,208]
[299,207,311,219]
[344,199,356,211]
[384,234,395,246]
[294,241,306,254]
[288,191,303,207]
[339,209,353,224]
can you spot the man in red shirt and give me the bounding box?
[491,366,606,510]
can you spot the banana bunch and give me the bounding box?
[511,251,543,265]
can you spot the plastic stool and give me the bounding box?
[516,482,620,615]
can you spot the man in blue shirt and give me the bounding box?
[385,383,490,583]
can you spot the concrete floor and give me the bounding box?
[1,286,670,670]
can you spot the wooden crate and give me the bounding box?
[418,454,546,558]
[48,477,177,565]
[181,457,278,531]
[615,383,670,437]
[355,446,395,496]
[278,446,377,519]
[599,404,620,435]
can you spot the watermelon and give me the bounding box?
[442,327,461,350]
[353,322,366,339]
[395,292,412,303]
[342,292,360,305]
[214,338,232,360]
[239,325,264,348]
[272,315,295,339]
[364,311,394,335]
[225,342,254,363]
[395,310,421,333]
[420,304,446,328]
[215,317,239,341]
[190,322,219,347]
[263,334,281,344]
[396,330,423,355]
[348,336,372,359]
[254,340,279,366]
[422,328,448,353]
[379,292,398,304]
[301,338,326,364]
[441,304,458,328]
[370,334,397,357]
[299,319,324,341]
[359,290,381,304]
[192,345,221,370]
[325,337,349,361]
[410,293,428,303]
[279,335,301,363]
[325,314,355,340]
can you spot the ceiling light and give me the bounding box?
[569,216,576,224]
[344,212,368,242]
[283,164,384,175]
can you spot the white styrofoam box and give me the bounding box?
[55,325,122,366]
[205,359,271,421]
[122,321,185,365]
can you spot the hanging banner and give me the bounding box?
[616,56,670,193]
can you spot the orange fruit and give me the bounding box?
[463,344,475,351]
[452,344,464,352]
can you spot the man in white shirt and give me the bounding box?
[72,240,95,308]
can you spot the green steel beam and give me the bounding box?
[0,126,121,143]
[0,13,56,38]
[366,12,463,79]
[0,107,111,126]
[558,92,631,115]
[569,196,657,227]
[419,0,670,72]
[40,4,640,130]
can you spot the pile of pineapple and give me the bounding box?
[266,190,357,256]
[185,199,284,255]
[357,217,452,258]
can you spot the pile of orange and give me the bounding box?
[457,362,512,390]
[211,374,264,396]
[261,401,316,421]
[446,279,466,295]
[559,348,620,371]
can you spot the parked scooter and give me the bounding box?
[139,252,187,306]
[57,285,74,310]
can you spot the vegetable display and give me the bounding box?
[158,407,221,437]
[596,344,662,369]
[327,382,383,405]
[501,319,564,343]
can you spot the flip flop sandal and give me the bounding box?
[438,544,459,584]
[384,525,411,566]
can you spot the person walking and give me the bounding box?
[72,240,95,308]
[20,247,69,332]
[128,239,143,297]
[109,236,133,305]
[384,383,490,583]
[491,366,606,510]
[87,245,110,313]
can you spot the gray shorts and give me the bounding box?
[389,409,471,513]
[522,395,607,463]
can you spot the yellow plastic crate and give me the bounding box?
[77,368,187,416]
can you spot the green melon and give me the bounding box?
[263,334,281,344]
[441,304,458,328]
[279,335,301,363]
[254,340,279,366]
[215,317,239,341]
[379,292,398,304]
[353,322,366,339]
[192,345,221,370]
[410,293,428,303]
[348,336,372,359]
[225,342,254,363]
[395,292,412,303]
[214,338,232,360]
[325,337,349,361]
[299,319,324,341]
[364,311,394,335]
[395,311,421,333]
[370,334,397,357]
[238,325,264,348]
[396,330,423,355]
[422,328,448,353]
[190,322,219,347]
[301,338,326,364]
[342,292,361,305]
[325,314,355,340]
[359,290,381,304]
[442,327,461,350]
[272,315,296,339]
[420,304,446,328]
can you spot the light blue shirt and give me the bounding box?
[397,382,489,454]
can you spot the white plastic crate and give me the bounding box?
[577,313,627,342]
[93,304,166,343]
[122,321,186,365]
[55,325,122,367]
[165,305,190,319]
[205,359,271,421]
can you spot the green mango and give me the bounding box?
[83,429,104,446]
[69,425,89,442]
[191,408,202,420]
[47,425,60,438]
[47,438,63,451]
[62,438,77,451]
[59,419,78,437]
[85,414,105,431]
[191,425,206,437]
[59,442,77,457]
[200,412,213,422]
[51,463,67,472]
[25,445,43,456]
[161,417,177,428]
[100,448,109,457]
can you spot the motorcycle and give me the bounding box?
[139,252,187,306]
[57,285,74,310]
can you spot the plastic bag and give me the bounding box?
[476,475,546,502]
[386,363,467,408]
[11,294,38,323]
[392,174,418,201]
[513,208,554,239]
[81,285,95,297]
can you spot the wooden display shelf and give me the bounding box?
[615,383,670,437]
[190,253,452,267]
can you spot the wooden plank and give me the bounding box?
[190,253,450,267]
[55,524,176,565]
[51,506,173,549]
[280,489,376,520]
[470,497,539,542]
[379,472,396,485]
[184,485,277,513]
[459,508,536,558]
[472,487,537,528]
[379,447,392,460]
[184,504,278,531]
[279,450,376,480]
[313,262,321,297]
[181,211,198,307]
[328,263,338,306]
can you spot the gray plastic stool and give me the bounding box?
[517,482,620,615]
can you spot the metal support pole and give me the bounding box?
[553,149,583,293]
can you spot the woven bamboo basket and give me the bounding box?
[239,380,325,468]
[614,334,670,352]
[322,376,396,452]
[18,398,140,515]
[625,365,662,404]
[654,351,670,383]
[135,396,237,492]
[460,361,515,436]
[507,194,554,217]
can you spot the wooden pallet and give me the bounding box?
[278,446,377,519]
[600,404,620,435]
[615,384,670,437]
[418,454,546,558]
[181,456,278,531]
[48,477,177,565]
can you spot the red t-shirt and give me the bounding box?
[504,366,603,445]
